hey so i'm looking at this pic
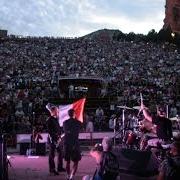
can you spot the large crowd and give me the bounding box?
[0,35,179,134]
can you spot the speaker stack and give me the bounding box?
[19,142,30,155]
[19,142,46,156]
[35,143,46,156]
[114,148,159,179]
[0,134,8,180]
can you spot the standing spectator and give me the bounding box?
[170,105,177,117]
[86,119,94,133]
[86,118,94,146]
[108,114,116,131]
[96,107,104,118]
[68,84,74,99]
[96,107,104,130]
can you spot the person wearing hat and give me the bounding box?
[140,103,172,149]
[46,103,65,175]
[157,141,180,180]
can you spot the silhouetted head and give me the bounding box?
[157,105,166,117]
[102,137,113,151]
[68,109,75,118]
[46,103,59,118]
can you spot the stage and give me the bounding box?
[7,151,158,180]
[8,153,95,180]
[5,131,166,180]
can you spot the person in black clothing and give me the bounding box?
[157,140,180,180]
[46,103,65,175]
[63,109,82,180]
[141,103,173,148]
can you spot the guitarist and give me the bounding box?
[46,103,65,175]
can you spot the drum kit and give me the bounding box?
[114,105,180,153]
[113,99,180,162]
[114,105,156,149]
[114,92,178,153]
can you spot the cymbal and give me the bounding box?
[133,106,141,110]
[117,106,133,110]
[170,117,179,121]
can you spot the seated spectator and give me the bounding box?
[157,141,180,180]
[108,114,116,131]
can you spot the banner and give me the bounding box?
[58,98,86,126]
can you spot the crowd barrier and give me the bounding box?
[16,132,116,143]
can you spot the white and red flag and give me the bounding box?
[58,98,86,126]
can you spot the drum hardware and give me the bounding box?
[115,104,143,149]
[148,142,172,162]
[117,105,134,137]
[133,106,141,110]
[112,114,142,150]
[170,116,180,121]
[117,106,133,110]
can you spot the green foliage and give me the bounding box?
[112,27,180,46]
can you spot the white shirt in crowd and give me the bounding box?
[86,121,94,133]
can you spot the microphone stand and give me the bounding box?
[113,118,116,146]
[166,105,169,118]
[0,134,8,180]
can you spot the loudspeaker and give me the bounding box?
[20,143,30,155]
[36,143,46,156]
[114,148,159,177]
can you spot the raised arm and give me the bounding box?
[141,103,153,122]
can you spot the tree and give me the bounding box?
[126,32,136,41]
[146,29,158,42]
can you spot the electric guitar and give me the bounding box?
[55,133,65,148]
[48,133,65,148]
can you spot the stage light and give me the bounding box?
[171,32,175,38]
[7,155,11,159]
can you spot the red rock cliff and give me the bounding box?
[163,0,180,32]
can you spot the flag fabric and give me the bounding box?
[58,98,86,126]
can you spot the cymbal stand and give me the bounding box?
[122,108,125,137]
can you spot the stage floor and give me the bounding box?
[8,152,95,180]
[8,152,157,180]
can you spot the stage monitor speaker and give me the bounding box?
[36,143,46,156]
[114,148,159,177]
[20,143,30,155]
